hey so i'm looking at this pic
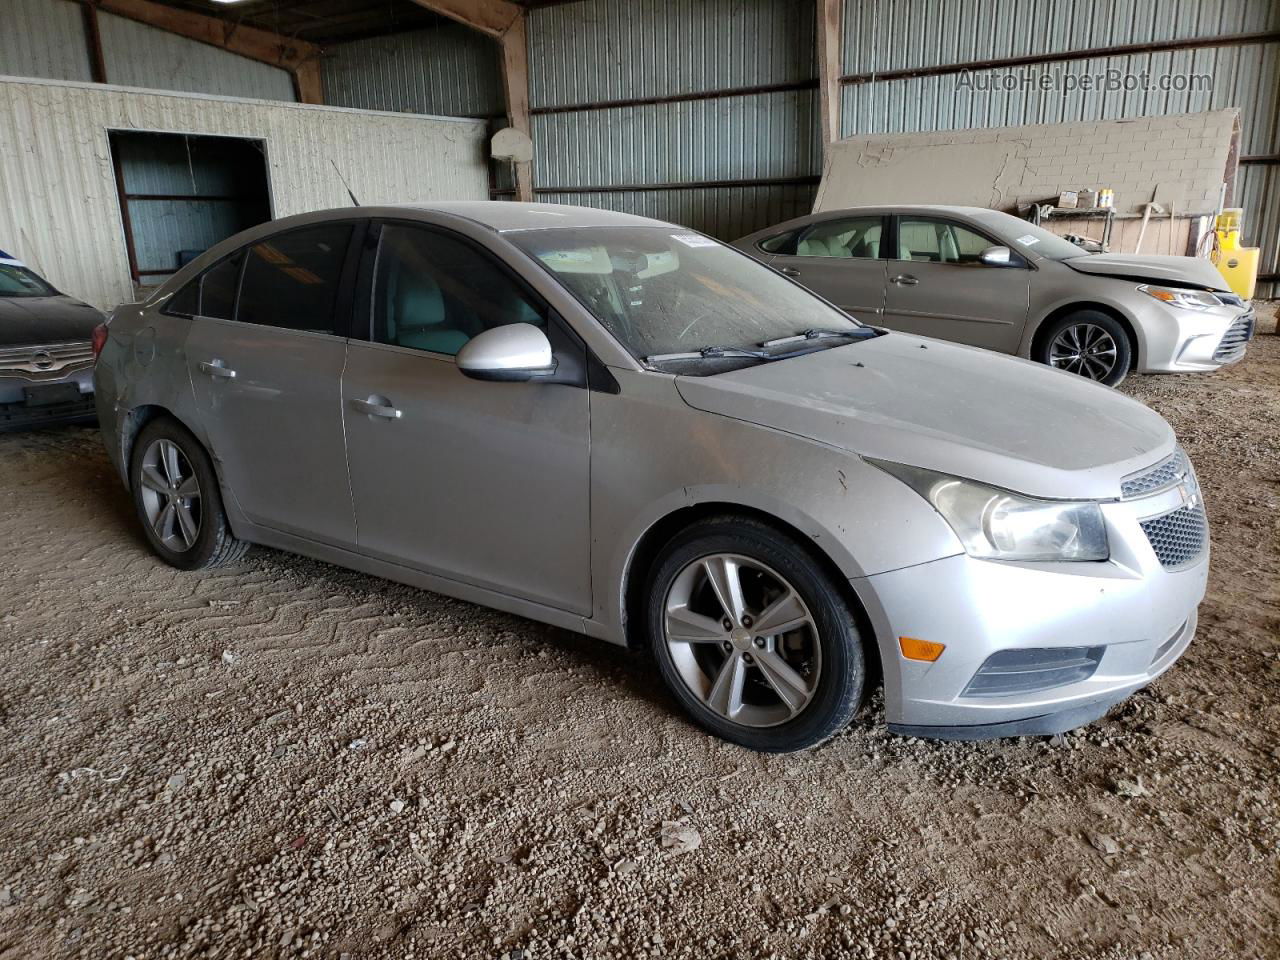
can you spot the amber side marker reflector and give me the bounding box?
[899,636,945,662]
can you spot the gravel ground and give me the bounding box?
[0,308,1276,960]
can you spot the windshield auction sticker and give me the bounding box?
[1014,235,1041,247]
[671,233,719,248]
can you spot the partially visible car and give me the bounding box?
[0,249,104,430]
[733,205,1255,386]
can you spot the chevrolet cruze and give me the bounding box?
[94,203,1207,752]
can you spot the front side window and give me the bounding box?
[0,263,55,298]
[372,224,545,357]
[796,217,885,259]
[897,219,996,265]
[511,227,861,361]
[238,225,353,333]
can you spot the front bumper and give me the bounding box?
[854,479,1208,738]
[1135,300,1254,373]
[0,368,96,431]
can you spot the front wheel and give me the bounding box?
[645,517,866,752]
[1036,310,1132,386]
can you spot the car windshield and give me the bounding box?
[981,215,1090,261]
[510,226,862,362]
[0,263,55,298]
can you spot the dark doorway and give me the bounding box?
[108,131,272,297]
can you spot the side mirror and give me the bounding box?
[979,245,1015,266]
[456,323,557,382]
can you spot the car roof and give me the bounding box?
[257,201,674,235]
[811,204,1008,218]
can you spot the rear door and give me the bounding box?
[881,216,1030,353]
[763,215,887,322]
[341,221,592,614]
[183,221,362,547]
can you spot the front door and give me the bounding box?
[880,216,1030,353]
[341,222,592,615]
[184,222,359,547]
[767,215,887,323]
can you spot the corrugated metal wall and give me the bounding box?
[0,0,295,103]
[0,77,488,310]
[527,0,820,238]
[0,0,93,83]
[322,23,505,118]
[98,12,296,102]
[839,0,1280,295]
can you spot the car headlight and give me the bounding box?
[1137,284,1222,311]
[871,461,1109,562]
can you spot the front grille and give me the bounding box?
[0,341,94,376]
[1121,447,1190,499]
[962,646,1104,698]
[1213,313,1255,363]
[1140,505,1208,569]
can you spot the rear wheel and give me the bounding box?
[646,517,865,752]
[1036,309,1132,386]
[129,417,248,570]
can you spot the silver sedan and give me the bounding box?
[734,204,1255,386]
[95,203,1206,752]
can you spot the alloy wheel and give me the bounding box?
[663,553,821,728]
[138,438,202,552]
[1049,323,1118,381]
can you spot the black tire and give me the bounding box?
[645,516,866,753]
[1035,309,1132,386]
[129,416,249,570]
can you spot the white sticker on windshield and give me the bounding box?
[671,233,718,248]
[1014,234,1041,247]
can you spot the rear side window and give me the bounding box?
[201,253,243,320]
[238,225,353,333]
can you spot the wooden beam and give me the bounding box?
[405,0,522,39]
[816,0,844,163]
[293,59,324,105]
[500,14,533,201]
[82,0,320,70]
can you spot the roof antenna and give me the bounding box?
[330,159,360,207]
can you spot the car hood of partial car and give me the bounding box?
[1061,252,1231,292]
[674,332,1173,501]
[0,296,104,346]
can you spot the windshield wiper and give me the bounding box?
[760,327,878,347]
[645,345,777,364]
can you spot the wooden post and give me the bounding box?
[817,0,844,167]
[501,15,533,201]
[81,2,108,84]
[293,60,324,105]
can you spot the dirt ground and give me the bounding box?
[0,309,1276,960]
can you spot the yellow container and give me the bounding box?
[1212,245,1260,300]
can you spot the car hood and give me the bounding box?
[675,333,1174,500]
[0,296,104,346]
[1062,252,1230,291]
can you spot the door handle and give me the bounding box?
[351,397,401,420]
[779,267,801,277]
[890,274,919,286]
[198,360,237,379]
